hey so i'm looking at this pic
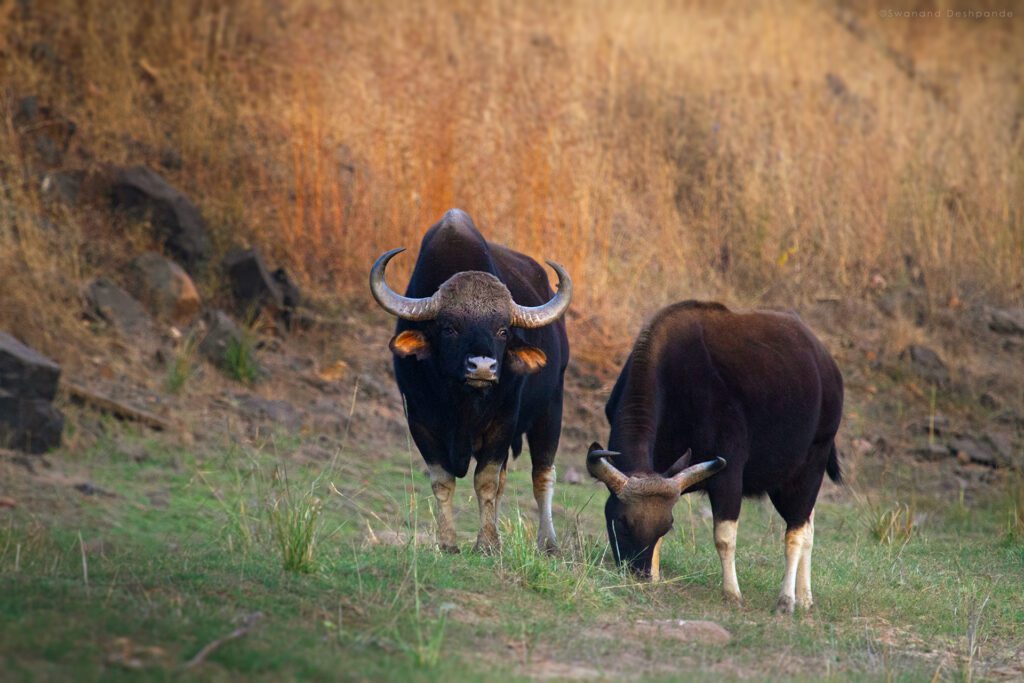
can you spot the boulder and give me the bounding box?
[110,166,211,272]
[127,252,201,326]
[989,308,1024,336]
[13,96,76,168]
[0,392,64,454]
[0,331,61,400]
[84,278,153,336]
[948,436,998,468]
[223,248,284,315]
[197,309,243,366]
[898,345,949,386]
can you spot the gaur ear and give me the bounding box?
[664,449,694,478]
[507,345,547,374]
[390,330,431,360]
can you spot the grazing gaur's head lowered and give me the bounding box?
[587,443,726,580]
[370,248,572,389]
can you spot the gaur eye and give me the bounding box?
[442,325,458,337]
[496,328,508,339]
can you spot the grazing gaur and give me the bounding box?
[370,209,572,554]
[588,300,843,613]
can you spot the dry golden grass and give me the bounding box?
[2,0,1022,361]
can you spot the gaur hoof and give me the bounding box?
[723,592,743,607]
[538,538,560,556]
[774,595,795,615]
[473,539,501,555]
[797,597,814,611]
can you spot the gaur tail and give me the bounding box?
[825,443,843,485]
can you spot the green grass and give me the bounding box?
[1,430,1022,681]
[223,335,260,385]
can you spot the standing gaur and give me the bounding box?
[588,300,843,613]
[370,209,571,554]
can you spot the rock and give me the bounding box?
[127,252,201,325]
[197,309,243,366]
[0,331,61,400]
[562,466,585,485]
[234,394,300,429]
[13,96,75,168]
[633,619,731,645]
[911,442,949,462]
[40,169,85,205]
[223,247,285,315]
[272,267,302,309]
[84,278,153,336]
[948,436,997,467]
[984,432,1017,468]
[989,308,1024,335]
[74,482,114,497]
[0,497,16,508]
[898,345,949,386]
[979,392,1001,410]
[907,414,951,438]
[0,391,64,454]
[110,166,211,272]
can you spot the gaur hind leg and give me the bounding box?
[526,393,563,554]
[768,460,826,614]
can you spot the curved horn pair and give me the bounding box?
[369,248,573,329]
[587,450,727,495]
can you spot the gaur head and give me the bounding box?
[587,442,726,580]
[370,248,572,389]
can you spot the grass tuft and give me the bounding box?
[864,500,917,546]
[267,467,325,574]
[223,335,260,385]
[165,332,200,393]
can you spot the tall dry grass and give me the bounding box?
[2,0,1022,362]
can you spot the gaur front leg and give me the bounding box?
[428,464,459,553]
[714,518,742,605]
[532,465,558,553]
[473,460,504,554]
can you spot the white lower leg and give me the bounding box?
[428,464,458,552]
[714,519,741,604]
[796,510,815,609]
[776,520,810,614]
[533,466,558,552]
[473,461,502,552]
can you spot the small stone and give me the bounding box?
[948,436,997,467]
[634,619,731,645]
[0,392,64,453]
[898,345,949,386]
[988,308,1024,336]
[562,466,585,485]
[911,442,949,461]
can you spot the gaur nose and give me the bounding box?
[465,356,498,379]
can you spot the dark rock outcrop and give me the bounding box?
[223,248,284,315]
[0,332,64,453]
[110,166,211,272]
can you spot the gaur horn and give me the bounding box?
[670,457,727,492]
[509,261,573,329]
[587,449,629,495]
[369,248,441,321]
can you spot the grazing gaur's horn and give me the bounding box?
[670,457,727,492]
[509,260,573,329]
[587,449,629,495]
[369,248,440,321]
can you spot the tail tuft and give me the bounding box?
[825,443,843,484]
